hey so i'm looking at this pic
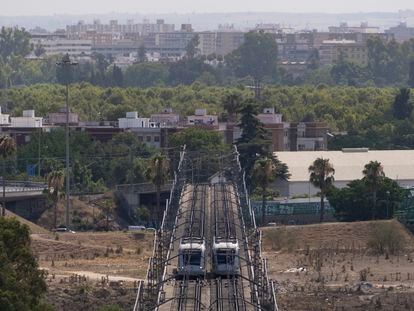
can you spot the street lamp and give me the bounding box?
[56,54,78,228]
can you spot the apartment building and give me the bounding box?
[46,107,79,125]
[215,31,245,56]
[66,19,175,38]
[328,22,380,34]
[150,108,180,127]
[33,38,92,56]
[187,109,219,128]
[225,108,328,152]
[319,39,368,67]
[386,23,414,43]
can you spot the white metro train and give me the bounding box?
[177,237,206,277]
[212,237,240,275]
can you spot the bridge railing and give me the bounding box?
[0,179,47,193]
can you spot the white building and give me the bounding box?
[274,149,414,198]
[187,109,218,127]
[10,110,43,128]
[118,111,151,129]
[32,39,92,56]
[0,107,10,125]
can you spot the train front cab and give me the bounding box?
[177,238,206,277]
[213,238,240,276]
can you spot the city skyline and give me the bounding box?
[1,0,414,16]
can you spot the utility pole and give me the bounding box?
[56,54,77,228]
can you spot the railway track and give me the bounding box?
[135,148,279,311]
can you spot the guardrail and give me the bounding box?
[0,179,47,193]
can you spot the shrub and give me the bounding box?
[367,222,406,255]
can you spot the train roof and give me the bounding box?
[179,242,206,251]
[213,241,239,251]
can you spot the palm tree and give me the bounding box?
[0,135,16,216]
[145,154,171,226]
[47,170,65,228]
[363,161,385,219]
[309,158,335,223]
[252,156,290,225]
[223,92,242,123]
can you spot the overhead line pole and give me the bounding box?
[56,54,78,228]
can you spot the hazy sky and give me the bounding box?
[1,0,413,16]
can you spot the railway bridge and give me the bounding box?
[133,147,279,311]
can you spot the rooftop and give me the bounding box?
[275,149,414,182]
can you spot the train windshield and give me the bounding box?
[216,250,235,265]
[182,251,202,266]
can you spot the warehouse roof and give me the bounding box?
[275,149,414,182]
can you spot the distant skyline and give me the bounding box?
[1,0,414,16]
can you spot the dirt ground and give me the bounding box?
[9,208,414,310]
[31,231,154,310]
[262,220,414,310]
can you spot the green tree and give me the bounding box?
[99,198,115,231]
[363,161,385,219]
[34,43,46,58]
[169,127,225,152]
[227,31,278,99]
[236,103,271,185]
[252,156,289,225]
[145,154,171,226]
[392,88,412,120]
[124,63,168,87]
[222,92,243,122]
[309,158,335,222]
[0,218,47,310]
[47,169,65,228]
[185,34,200,59]
[111,65,123,87]
[409,59,414,88]
[0,27,31,59]
[328,177,404,222]
[0,135,16,216]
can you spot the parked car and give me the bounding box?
[53,227,76,233]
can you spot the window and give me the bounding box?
[182,251,202,266]
[154,136,160,142]
[146,136,151,142]
[138,136,143,142]
[216,250,235,265]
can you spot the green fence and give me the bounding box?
[251,200,333,216]
[396,188,414,224]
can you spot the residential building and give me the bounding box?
[150,108,180,127]
[328,22,380,34]
[187,109,218,128]
[92,40,140,58]
[46,107,79,125]
[66,19,175,38]
[319,39,368,66]
[152,31,196,58]
[118,111,151,129]
[10,110,43,128]
[274,149,414,197]
[215,31,245,56]
[33,39,92,56]
[225,108,328,152]
[386,22,414,43]
[198,32,217,56]
[127,127,162,149]
[290,122,327,151]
